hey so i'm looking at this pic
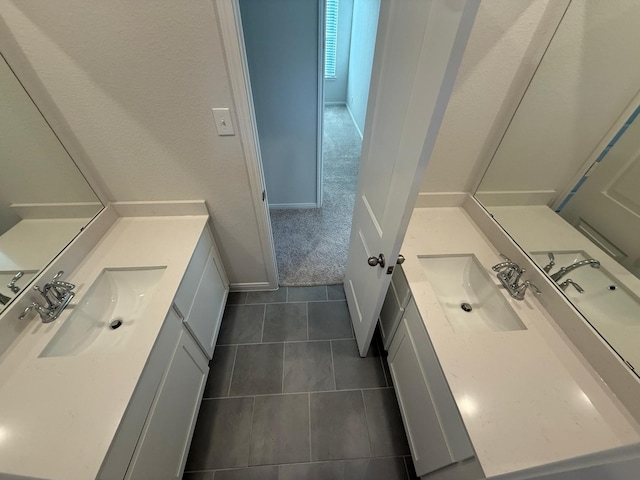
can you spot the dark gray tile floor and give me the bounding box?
[184,285,416,480]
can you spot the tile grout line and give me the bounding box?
[217,336,355,347]
[260,304,266,343]
[306,302,309,341]
[281,342,286,395]
[403,456,411,480]
[330,340,337,390]
[227,345,239,398]
[246,396,257,468]
[360,389,375,458]
[307,392,312,463]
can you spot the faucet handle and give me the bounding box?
[7,271,24,293]
[52,270,64,280]
[518,280,541,297]
[19,302,48,320]
[499,253,511,262]
[559,278,584,293]
[543,252,555,273]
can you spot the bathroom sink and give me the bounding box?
[40,267,166,358]
[531,251,640,327]
[419,255,526,333]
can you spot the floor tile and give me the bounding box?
[343,457,408,480]
[203,345,236,398]
[278,461,344,480]
[310,391,371,461]
[362,388,410,456]
[226,291,247,305]
[185,397,254,470]
[246,289,287,304]
[263,303,307,342]
[217,305,265,345]
[284,341,334,393]
[327,284,346,300]
[182,472,213,480]
[332,339,386,390]
[249,394,310,466]
[229,343,284,396]
[214,466,278,480]
[287,286,327,302]
[308,301,353,340]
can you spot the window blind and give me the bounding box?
[325,0,339,78]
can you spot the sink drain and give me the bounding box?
[608,285,617,291]
[110,319,123,329]
[460,303,473,312]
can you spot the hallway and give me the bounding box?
[270,106,361,286]
[183,285,417,480]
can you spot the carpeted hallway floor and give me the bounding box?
[270,105,362,286]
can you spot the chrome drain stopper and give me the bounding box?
[110,319,123,329]
[460,303,472,312]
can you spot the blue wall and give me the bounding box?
[324,0,354,104]
[240,0,319,207]
[346,0,380,137]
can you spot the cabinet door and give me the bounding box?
[184,248,227,358]
[126,328,209,480]
[388,311,453,476]
[173,228,212,319]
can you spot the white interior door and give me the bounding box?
[560,108,640,274]
[344,0,479,356]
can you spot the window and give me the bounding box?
[325,0,339,78]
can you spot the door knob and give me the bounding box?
[396,254,405,265]
[368,253,385,268]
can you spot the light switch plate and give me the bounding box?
[211,107,235,136]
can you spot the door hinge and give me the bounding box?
[262,190,266,201]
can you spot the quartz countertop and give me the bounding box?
[0,215,208,480]
[401,207,640,477]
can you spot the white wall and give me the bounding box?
[0,55,99,233]
[324,0,354,104]
[0,0,270,286]
[477,0,640,204]
[240,0,320,208]
[420,0,570,196]
[346,0,380,137]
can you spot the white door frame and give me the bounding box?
[214,0,279,290]
[317,0,325,208]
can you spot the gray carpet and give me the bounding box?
[270,105,362,286]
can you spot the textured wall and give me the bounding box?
[420,0,569,194]
[346,0,380,137]
[0,0,269,285]
[240,0,319,207]
[324,0,354,104]
[0,56,98,233]
[478,0,640,199]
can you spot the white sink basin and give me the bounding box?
[40,267,166,357]
[0,270,38,312]
[531,251,640,327]
[419,255,526,333]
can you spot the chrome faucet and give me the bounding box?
[7,271,24,293]
[559,278,584,293]
[19,271,75,323]
[493,254,541,300]
[550,259,600,282]
[542,252,555,273]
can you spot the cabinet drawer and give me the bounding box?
[379,280,404,349]
[392,265,411,308]
[173,227,212,319]
[184,248,227,358]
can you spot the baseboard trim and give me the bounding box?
[324,101,346,106]
[345,103,363,139]
[414,192,468,208]
[230,281,278,292]
[111,201,208,217]
[474,190,555,207]
[269,203,318,210]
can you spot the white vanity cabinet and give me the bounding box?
[388,298,476,478]
[379,266,412,349]
[99,223,228,480]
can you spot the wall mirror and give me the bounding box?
[475,0,640,373]
[0,52,102,313]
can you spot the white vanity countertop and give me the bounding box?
[0,215,208,480]
[401,207,640,478]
